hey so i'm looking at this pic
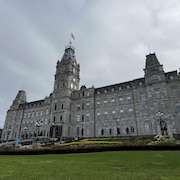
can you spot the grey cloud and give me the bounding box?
[0,0,180,128]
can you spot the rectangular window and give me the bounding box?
[54,104,57,111]
[117,128,120,135]
[82,115,84,122]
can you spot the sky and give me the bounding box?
[0,0,180,128]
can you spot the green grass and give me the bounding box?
[0,151,180,180]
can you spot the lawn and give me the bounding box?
[0,151,180,180]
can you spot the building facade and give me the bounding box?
[0,129,2,141]
[1,44,180,142]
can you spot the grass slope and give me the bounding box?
[0,151,180,180]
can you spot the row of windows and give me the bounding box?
[21,130,47,139]
[100,127,135,136]
[22,119,49,126]
[54,104,64,111]
[96,97,132,105]
[53,116,63,123]
[96,84,144,94]
[97,108,133,116]
[82,91,90,97]
[74,126,135,137]
[76,103,90,110]
[76,113,91,122]
[76,97,132,111]
[24,110,49,119]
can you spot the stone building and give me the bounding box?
[0,129,2,141]
[1,43,180,143]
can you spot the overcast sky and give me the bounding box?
[0,0,180,128]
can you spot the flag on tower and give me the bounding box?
[71,33,75,40]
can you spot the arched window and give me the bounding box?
[109,128,112,136]
[39,131,42,136]
[61,104,64,110]
[81,128,84,136]
[126,127,129,134]
[117,128,120,135]
[60,115,63,121]
[77,127,80,137]
[101,129,104,136]
[82,91,85,97]
[131,127,134,133]
[68,127,71,136]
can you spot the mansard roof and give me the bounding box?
[19,99,45,109]
[95,77,145,93]
[95,70,179,93]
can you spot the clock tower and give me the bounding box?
[50,43,80,139]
